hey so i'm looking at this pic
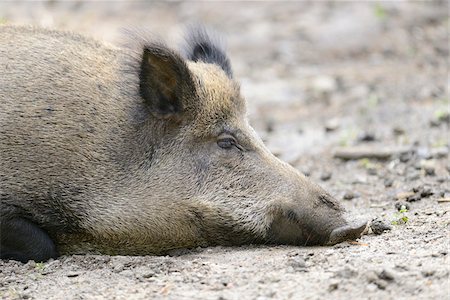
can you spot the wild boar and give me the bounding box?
[0,25,367,263]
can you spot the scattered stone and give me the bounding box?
[395,186,433,202]
[424,166,435,176]
[421,269,436,277]
[384,178,394,187]
[113,263,124,273]
[367,167,378,175]
[320,171,332,181]
[394,201,410,211]
[431,146,449,158]
[436,177,447,183]
[407,172,421,181]
[312,75,337,94]
[406,193,422,202]
[265,119,275,133]
[288,257,307,271]
[370,218,392,235]
[333,146,410,160]
[142,271,156,278]
[413,162,422,170]
[328,281,339,292]
[335,266,358,279]
[357,132,377,142]
[378,269,395,281]
[365,271,378,282]
[413,185,433,198]
[25,261,36,270]
[66,272,80,278]
[421,160,436,176]
[343,191,356,200]
[324,119,340,132]
[301,168,312,177]
[399,151,413,163]
[119,270,134,277]
[365,271,387,289]
[366,283,378,292]
[417,147,432,159]
[392,126,405,136]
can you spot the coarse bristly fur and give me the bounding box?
[0,24,367,262]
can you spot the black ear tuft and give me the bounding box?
[139,43,194,118]
[182,25,232,78]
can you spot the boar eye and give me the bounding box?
[217,136,237,150]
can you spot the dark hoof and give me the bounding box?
[1,218,58,263]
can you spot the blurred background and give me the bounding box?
[0,1,448,201]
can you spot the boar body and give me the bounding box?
[0,26,366,262]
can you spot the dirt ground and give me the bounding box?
[0,1,449,299]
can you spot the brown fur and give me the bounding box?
[0,25,364,257]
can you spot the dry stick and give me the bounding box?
[437,198,450,203]
[333,146,411,160]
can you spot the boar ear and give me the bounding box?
[182,25,232,78]
[139,44,194,118]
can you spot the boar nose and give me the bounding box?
[326,220,368,245]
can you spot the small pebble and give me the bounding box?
[288,257,307,270]
[142,271,156,278]
[366,271,387,289]
[384,178,394,187]
[392,126,405,136]
[394,201,410,211]
[421,269,436,277]
[437,177,447,183]
[370,218,392,235]
[412,185,423,193]
[367,167,377,175]
[413,185,433,198]
[320,171,332,181]
[328,281,339,291]
[406,193,422,202]
[265,119,275,133]
[421,160,436,176]
[120,270,134,277]
[431,147,449,158]
[378,269,395,281]
[343,191,356,200]
[113,263,124,273]
[424,166,435,176]
[336,266,357,279]
[67,272,79,278]
[358,132,377,142]
[399,152,412,163]
[407,173,420,181]
[417,147,432,159]
[325,119,340,132]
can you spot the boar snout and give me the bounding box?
[267,192,368,246]
[327,221,369,245]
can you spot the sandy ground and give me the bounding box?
[0,1,449,299]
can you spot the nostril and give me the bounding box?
[327,220,369,245]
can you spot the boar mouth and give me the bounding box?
[266,209,330,246]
